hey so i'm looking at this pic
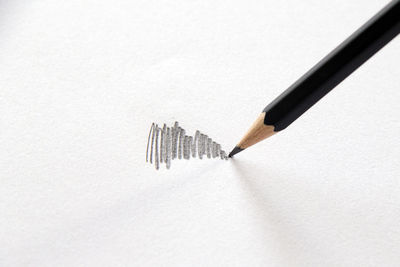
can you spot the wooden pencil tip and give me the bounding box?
[228,146,244,158]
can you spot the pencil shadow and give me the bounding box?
[230,159,304,261]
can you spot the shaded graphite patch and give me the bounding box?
[146,121,228,170]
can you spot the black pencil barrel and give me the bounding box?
[263,0,400,131]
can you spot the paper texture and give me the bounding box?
[1,0,399,266]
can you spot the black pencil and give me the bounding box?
[229,0,400,157]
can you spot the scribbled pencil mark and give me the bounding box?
[149,124,156,164]
[146,123,154,162]
[154,125,160,170]
[166,127,171,169]
[146,121,228,170]
[192,131,199,158]
[159,124,165,163]
[171,122,177,159]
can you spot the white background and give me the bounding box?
[1,0,399,266]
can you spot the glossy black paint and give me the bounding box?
[263,0,400,131]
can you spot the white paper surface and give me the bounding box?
[1,0,400,266]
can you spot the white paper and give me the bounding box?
[1,0,399,266]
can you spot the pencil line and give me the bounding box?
[146,123,154,162]
[146,121,228,170]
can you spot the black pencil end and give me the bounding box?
[228,146,244,158]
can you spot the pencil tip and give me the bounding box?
[228,146,244,158]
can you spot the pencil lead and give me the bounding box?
[228,146,244,158]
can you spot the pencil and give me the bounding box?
[229,0,400,157]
